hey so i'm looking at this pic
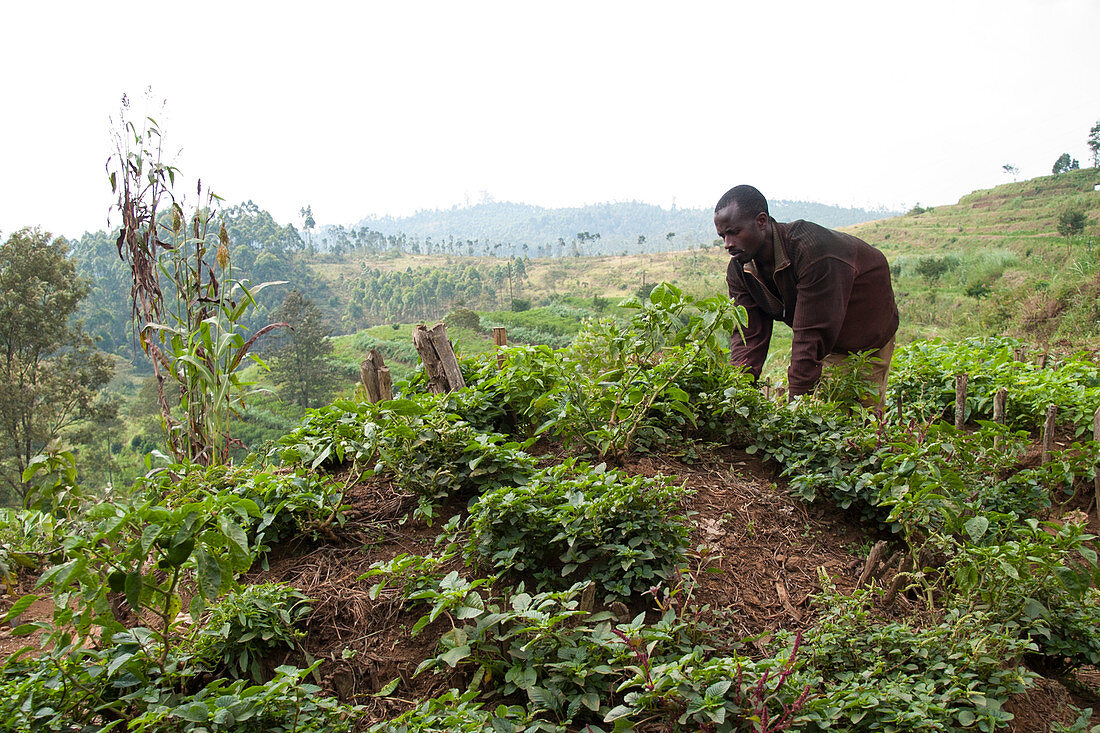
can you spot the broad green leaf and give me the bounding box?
[196,550,222,600]
[125,570,143,611]
[963,516,989,542]
[2,594,39,623]
[439,644,470,667]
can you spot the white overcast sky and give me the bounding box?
[2,0,1097,238]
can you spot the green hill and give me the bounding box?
[842,168,1100,345]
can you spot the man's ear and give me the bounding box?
[755,212,769,229]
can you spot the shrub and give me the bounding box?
[445,307,481,331]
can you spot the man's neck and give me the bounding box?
[753,219,776,275]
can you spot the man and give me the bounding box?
[714,184,898,405]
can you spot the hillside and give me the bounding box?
[843,168,1100,345]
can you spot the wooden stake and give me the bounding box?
[954,373,968,430]
[857,540,888,588]
[1041,404,1057,464]
[377,366,392,402]
[493,327,507,368]
[359,348,389,403]
[1093,406,1100,516]
[992,388,1007,448]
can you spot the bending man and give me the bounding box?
[714,184,899,406]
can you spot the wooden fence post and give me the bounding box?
[412,322,466,394]
[493,327,508,368]
[954,374,968,430]
[1041,404,1057,464]
[1093,406,1100,515]
[992,388,1007,448]
[359,348,392,403]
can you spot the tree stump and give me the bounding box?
[359,349,392,403]
[412,322,466,394]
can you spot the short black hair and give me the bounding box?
[715,185,769,218]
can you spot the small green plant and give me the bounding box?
[189,582,312,681]
[546,283,747,460]
[128,663,360,732]
[462,460,691,601]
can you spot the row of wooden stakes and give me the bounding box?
[358,323,512,402]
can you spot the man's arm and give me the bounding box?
[727,261,773,381]
[787,256,856,396]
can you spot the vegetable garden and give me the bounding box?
[2,283,1100,732]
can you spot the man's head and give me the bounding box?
[714,185,770,265]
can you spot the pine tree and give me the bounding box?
[268,290,341,408]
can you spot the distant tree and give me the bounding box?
[1002,164,1019,180]
[268,290,341,408]
[1089,121,1100,168]
[1052,153,1080,175]
[0,229,114,504]
[299,204,315,252]
[637,235,646,247]
[1057,208,1088,239]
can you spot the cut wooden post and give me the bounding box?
[492,327,507,368]
[377,366,392,402]
[359,349,389,403]
[992,388,1008,448]
[1012,346,1024,362]
[412,322,466,394]
[1041,404,1057,464]
[1093,406,1100,516]
[762,377,772,401]
[1038,351,1049,369]
[857,540,888,588]
[954,373,968,430]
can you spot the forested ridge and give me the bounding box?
[350,198,901,257]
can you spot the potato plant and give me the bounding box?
[462,460,691,601]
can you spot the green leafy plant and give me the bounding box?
[541,283,747,460]
[12,482,258,674]
[462,460,691,601]
[802,584,1036,732]
[128,662,360,732]
[189,582,312,682]
[890,338,1100,434]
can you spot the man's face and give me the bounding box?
[714,204,768,264]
